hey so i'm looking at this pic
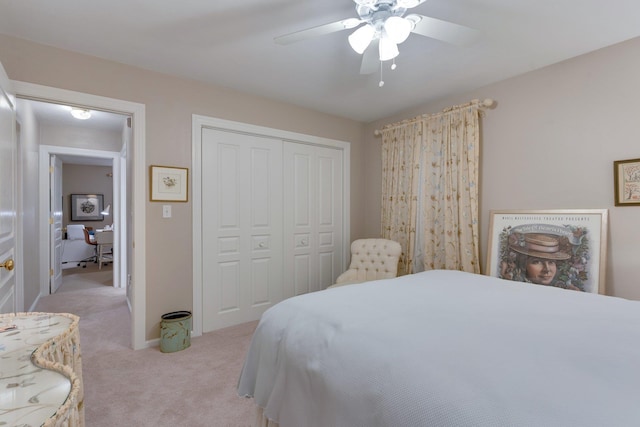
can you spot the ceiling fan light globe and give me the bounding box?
[348,24,376,54]
[379,37,399,61]
[384,16,412,44]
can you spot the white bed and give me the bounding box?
[238,270,640,427]
[61,225,95,268]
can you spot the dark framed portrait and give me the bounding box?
[70,194,104,221]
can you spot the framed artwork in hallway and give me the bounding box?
[71,193,104,221]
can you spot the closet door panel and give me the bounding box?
[284,143,343,297]
[293,154,311,227]
[218,144,240,228]
[284,149,313,297]
[317,152,342,290]
[202,128,283,332]
[294,254,311,295]
[250,257,271,305]
[218,261,240,313]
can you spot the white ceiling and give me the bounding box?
[20,99,126,166]
[2,0,640,122]
[24,99,128,132]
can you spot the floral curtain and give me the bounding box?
[380,122,422,276]
[380,101,482,275]
[418,105,480,273]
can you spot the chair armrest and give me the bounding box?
[334,269,359,286]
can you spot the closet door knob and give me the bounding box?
[1,259,14,271]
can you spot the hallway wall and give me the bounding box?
[16,99,41,310]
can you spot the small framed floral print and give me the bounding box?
[150,165,188,202]
[613,158,640,206]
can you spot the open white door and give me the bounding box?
[50,155,63,293]
[0,61,18,313]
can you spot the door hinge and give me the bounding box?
[49,217,54,224]
[49,166,54,173]
[50,269,54,277]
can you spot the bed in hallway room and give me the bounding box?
[238,270,640,427]
[61,236,95,269]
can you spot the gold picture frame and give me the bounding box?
[150,165,188,202]
[486,209,608,294]
[613,158,640,206]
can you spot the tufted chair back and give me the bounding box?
[329,238,402,288]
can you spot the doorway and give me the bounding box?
[20,99,126,294]
[13,80,147,350]
[48,149,120,290]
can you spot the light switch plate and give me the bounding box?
[162,205,171,218]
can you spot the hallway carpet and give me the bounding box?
[35,265,258,426]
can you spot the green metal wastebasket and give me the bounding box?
[160,311,192,353]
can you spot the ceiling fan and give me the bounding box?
[274,0,478,82]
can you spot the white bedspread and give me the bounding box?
[61,239,95,268]
[238,270,640,427]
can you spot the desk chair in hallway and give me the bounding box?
[81,227,98,265]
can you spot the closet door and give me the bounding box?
[201,128,283,332]
[283,142,343,297]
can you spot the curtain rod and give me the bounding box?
[373,98,495,136]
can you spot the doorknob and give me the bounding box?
[1,259,14,271]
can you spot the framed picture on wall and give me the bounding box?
[71,194,104,221]
[150,165,188,202]
[613,158,640,206]
[486,209,608,294]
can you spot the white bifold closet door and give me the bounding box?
[201,130,284,332]
[201,128,343,333]
[283,142,343,298]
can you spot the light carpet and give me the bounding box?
[35,264,258,427]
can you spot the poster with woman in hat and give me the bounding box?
[486,210,608,294]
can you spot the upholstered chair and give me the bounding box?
[328,238,402,288]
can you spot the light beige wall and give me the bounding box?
[40,123,122,152]
[63,164,114,230]
[0,34,365,339]
[16,99,41,310]
[364,37,640,300]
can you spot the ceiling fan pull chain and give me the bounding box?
[379,61,385,87]
[391,58,397,70]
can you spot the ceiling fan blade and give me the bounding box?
[409,14,479,46]
[360,39,380,75]
[274,18,361,45]
[397,0,427,7]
